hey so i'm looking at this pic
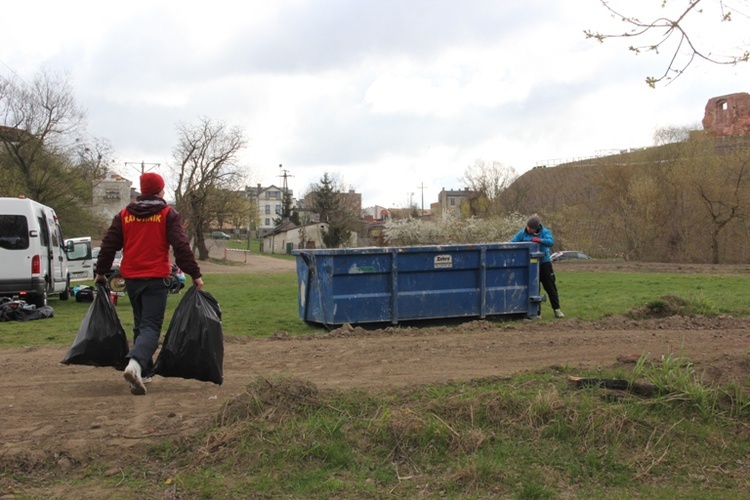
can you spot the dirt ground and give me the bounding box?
[2,252,750,469]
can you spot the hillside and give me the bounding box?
[503,136,750,264]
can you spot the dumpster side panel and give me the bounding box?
[485,247,535,316]
[331,274,392,323]
[294,243,542,326]
[396,247,481,321]
[330,252,393,324]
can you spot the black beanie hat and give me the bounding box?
[526,215,541,231]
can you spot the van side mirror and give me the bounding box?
[65,240,74,253]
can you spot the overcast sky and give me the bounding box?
[2,1,749,209]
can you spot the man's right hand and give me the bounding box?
[95,273,108,286]
[194,277,204,290]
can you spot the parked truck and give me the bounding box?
[0,197,70,307]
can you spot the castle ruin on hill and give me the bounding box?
[702,92,750,137]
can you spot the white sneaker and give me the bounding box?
[554,309,565,318]
[123,359,147,395]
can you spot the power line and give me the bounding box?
[0,57,29,87]
[125,161,161,175]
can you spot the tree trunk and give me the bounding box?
[710,231,720,264]
[196,234,209,261]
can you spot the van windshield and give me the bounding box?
[0,215,29,250]
[67,241,92,261]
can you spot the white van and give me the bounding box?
[65,236,94,281]
[0,197,70,307]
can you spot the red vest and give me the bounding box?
[119,206,172,279]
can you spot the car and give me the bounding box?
[551,251,591,262]
[211,231,232,240]
[92,247,123,273]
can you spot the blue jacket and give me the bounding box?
[511,225,554,263]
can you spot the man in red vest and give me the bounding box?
[95,172,204,395]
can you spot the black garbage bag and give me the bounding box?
[0,299,54,322]
[61,282,129,369]
[152,285,223,385]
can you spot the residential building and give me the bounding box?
[362,205,391,222]
[437,187,475,218]
[262,222,357,254]
[92,174,132,221]
[244,184,295,236]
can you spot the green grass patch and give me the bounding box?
[97,368,750,497]
[555,271,750,320]
[0,272,317,349]
[2,268,749,349]
[225,236,259,252]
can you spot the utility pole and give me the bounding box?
[417,182,427,216]
[278,164,294,220]
[125,162,161,199]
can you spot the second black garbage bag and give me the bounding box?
[151,285,223,385]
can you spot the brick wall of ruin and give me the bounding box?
[702,92,750,137]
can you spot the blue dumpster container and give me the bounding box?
[293,243,544,326]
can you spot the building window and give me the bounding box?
[264,218,270,226]
[270,191,279,199]
[717,99,730,124]
[104,189,121,200]
[450,198,455,206]
[265,204,270,214]
[275,204,281,214]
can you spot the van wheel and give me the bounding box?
[31,292,47,308]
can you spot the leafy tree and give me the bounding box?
[274,188,300,226]
[206,187,252,234]
[309,172,359,248]
[586,0,750,87]
[311,172,339,221]
[171,117,248,260]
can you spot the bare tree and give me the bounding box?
[0,68,112,232]
[586,0,750,87]
[691,146,750,263]
[0,70,86,201]
[645,127,700,260]
[460,159,518,217]
[73,137,115,183]
[171,117,248,260]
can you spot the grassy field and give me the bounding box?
[3,266,750,497]
[2,268,748,349]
